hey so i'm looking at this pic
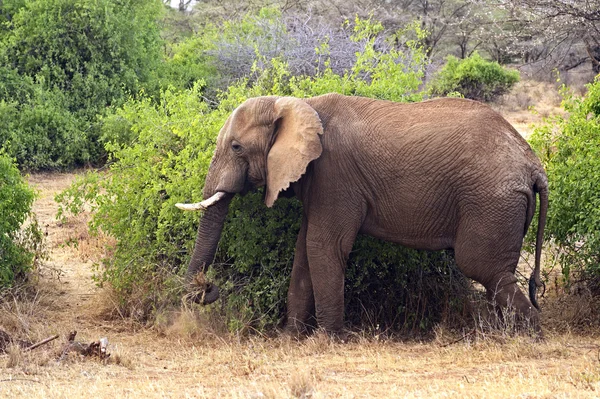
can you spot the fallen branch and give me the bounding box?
[25,334,59,351]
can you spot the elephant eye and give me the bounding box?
[231,141,243,152]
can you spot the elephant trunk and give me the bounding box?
[185,192,233,304]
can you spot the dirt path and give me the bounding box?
[1,173,599,398]
[27,173,100,327]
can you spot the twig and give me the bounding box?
[25,334,59,351]
[440,329,476,347]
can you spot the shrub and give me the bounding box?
[529,77,600,290]
[0,87,88,170]
[2,0,163,118]
[57,84,223,318]
[0,66,34,103]
[428,52,519,102]
[58,16,470,333]
[0,153,43,288]
[0,0,163,169]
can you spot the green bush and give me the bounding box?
[0,0,163,169]
[0,66,34,103]
[159,34,219,93]
[1,0,163,118]
[58,16,469,332]
[0,153,43,288]
[0,87,88,170]
[529,77,600,289]
[428,52,519,102]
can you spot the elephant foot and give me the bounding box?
[328,329,351,344]
[282,326,307,341]
[312,327,352,343]
[283,323,351,343]
[283,319,314,338]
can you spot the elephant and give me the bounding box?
[176,93,548,336]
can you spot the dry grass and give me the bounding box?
[2,110,600,397]
[1,331,599,398]
[491,80,567,138]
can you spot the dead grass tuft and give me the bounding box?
[543,285,600,335]
[153,306,228,342]
[109,345,136,369]
[0,286,51,341]
[300,330,338,354]
[5,343,24,368]
[3,341,55,371]
[288,369,317,398]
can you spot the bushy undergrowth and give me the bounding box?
[0,154,43,288]
[428,52,519,102]
[529,76,600,292]
[57,16,470,333]
[0,85,88,169]
[0,0,163,169]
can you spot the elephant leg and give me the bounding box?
[305,213,362,335]
[484,273,541,334]
[285,216,316,335]
[454,204,541,334]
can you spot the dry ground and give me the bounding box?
[492,80,567,138]
[2,92,600,397]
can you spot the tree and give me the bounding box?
[492,0,600,73]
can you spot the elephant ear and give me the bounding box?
[265,97,323,207]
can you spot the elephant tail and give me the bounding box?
[529,173,548,311]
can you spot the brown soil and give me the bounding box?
[27,172,100,326]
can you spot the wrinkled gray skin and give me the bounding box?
[181,94,548,336]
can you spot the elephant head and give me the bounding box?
[176,96,323,304]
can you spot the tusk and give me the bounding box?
[175,191,227,211]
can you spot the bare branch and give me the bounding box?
[25,334,59,351]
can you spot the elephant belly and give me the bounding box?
[360,211,455,251]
